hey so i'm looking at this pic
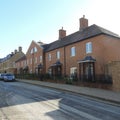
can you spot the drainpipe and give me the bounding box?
[64,46,66,77]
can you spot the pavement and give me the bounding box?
[17,79,120,105]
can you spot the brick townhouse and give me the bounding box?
[15,55,27,74]
[44,15,120,82]
[15,15,120,83]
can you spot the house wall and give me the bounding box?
[45,47,65,75]
[0,51,25,74]
[26,41,44,73]
[15,58,27,74]
[108,61,120,91]
[45,34,120,78]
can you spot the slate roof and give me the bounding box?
[43,24,120,52]
[15,55,26,63]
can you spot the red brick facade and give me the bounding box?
[13,16,120,90]
[25,41,44,73]
[45,35,120,78]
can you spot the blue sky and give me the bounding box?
[0,0,120,58]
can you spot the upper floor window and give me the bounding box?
[86,42,92,53]
[40,56,42,62]
[31,48,33,54]
[34,47,37,52]
[30,47,37,54]
[56,51,60,59]
[48,54,51,61]
[71,47,76,56]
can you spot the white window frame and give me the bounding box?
[70,67,77,79]
[71,47,76,57]
[48,53,51,61]
[30,47,37,54]
[34,47,37,53]
[56,51,60,59]
[70,67,77,74]
[86,42,92,54]
[30,48,33,54]
[40,55,42,62]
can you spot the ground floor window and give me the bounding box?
[48,68,52,76]
[70,67,77,80]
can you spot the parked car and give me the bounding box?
[0,73,6,80]
[4,73,15,82]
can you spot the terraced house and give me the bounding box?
[14,15,120,90]
[44,15,120,83]
[15,40,46,74]
[0,47,25,74]
[15,16,120,82]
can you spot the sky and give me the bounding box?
[0,0,120,58]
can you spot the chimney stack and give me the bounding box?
[58,27,66,39]
[14,49,17,54]
[79,15,88,31]
[18,46,22,52]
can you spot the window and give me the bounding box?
[70,67,77,79]
[57,51,60,59]
[34,47,37,52]
[48,68,52,76]
[30,47,37,54]
[30,48,33,54]
[70,67,77,74]
[71,47,76,56]
[48,54,51,61]
[86,42,92,53]
[40,56,42,62]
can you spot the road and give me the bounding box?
[0,81,120,120]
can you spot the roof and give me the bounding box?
[78,56,96,63]
[0,54,13,63]
[15,55,26,63]
[43,24,120,52]
[51,60,62,67]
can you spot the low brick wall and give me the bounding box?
[108,61,120,91]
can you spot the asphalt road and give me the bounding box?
[0,80,120,120]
